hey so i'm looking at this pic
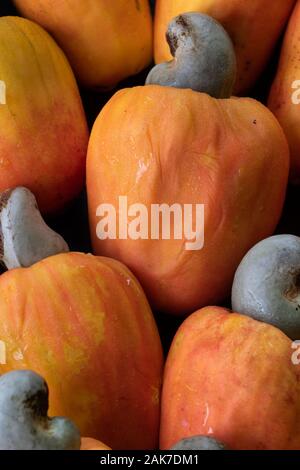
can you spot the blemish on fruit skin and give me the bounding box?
[135,0,141,12]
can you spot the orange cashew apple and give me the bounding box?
[81,438,111,451]
[87,14,289,315]
[13,0,153,89]
[160,307,300,450]
[0,16,88,213]
[268,0,300,184]
[0,252,163,450]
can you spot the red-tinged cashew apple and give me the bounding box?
[87,13,289,315]
[13,0,153,89]
[268,0,300,184]
[0,251,163,450]
[154,0,296,94]
[81,438,111,451]
[160,307,300,450]
[0,370,81,450]
[0,16,88,213]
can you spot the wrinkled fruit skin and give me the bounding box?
[0,252,163,450]
[268,0,300,184]
[171,436,228,451]
[154,0,295,94]
[87,85,289,315]
[81,438,111,451]
[13,0,153,89]
[0,16,88,214]
[232,235,300,340]
[0,370,81,450]
[160,307,300,450]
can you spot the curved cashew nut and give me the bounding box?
[146,13,237,98]
[0,370,80,450]
[0,187,69,269]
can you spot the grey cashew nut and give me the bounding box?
[171,435,228,450]
[232,234,300,340]
[146,13,237,98]
[0,370,80,450]
[0,187,69,270]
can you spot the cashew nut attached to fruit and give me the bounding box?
[0,370,80,450]
[171,435,229,450]
[0,187,69,269]
[146,13,237,98]
[232,234,300,340]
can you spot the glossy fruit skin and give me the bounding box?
[81,438,111,451]
[0,16,88,214]
[268,0,300,184]
[160,307,300,450]
[13,0,153,89]
[154,0,295,94]
[87,85,289,315]
[0,252,163,450]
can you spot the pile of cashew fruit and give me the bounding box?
[0,0,299,451]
